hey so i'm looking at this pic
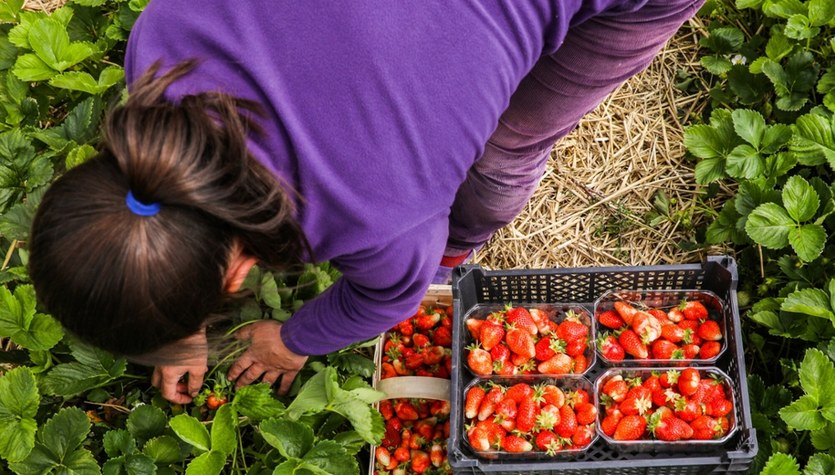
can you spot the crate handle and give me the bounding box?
[376,376,450,401]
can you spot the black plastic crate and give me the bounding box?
[448,256,757,475]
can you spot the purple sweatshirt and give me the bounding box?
[125,0,640,355]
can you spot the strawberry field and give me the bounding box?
[0,0,833,474]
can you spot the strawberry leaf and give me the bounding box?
[745,202,794,249]
[126,405,167,445]
[782,288,834,322]
[231,383,286,422]
[788,224,826,261]
[783,175,820,222]
[210,404,236,456]
[799,349,835,405]
[732,109,767,149]
[791,112,835,167]
[0,284,63,351]
[0,367,38,463]
[299,440,358,475]
[142,435,182,465]
[103,429,135,458]
[760,452,801,475]
[726,144,765,179]
[808,0,835,26]
[8,407,99,474]
[169,414,210,453]
[27,17,94,72]
[260,418,314,459]
[780,394,826,430]
[185,450,225,475]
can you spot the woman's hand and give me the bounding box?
[150,328,209,404]
[227,320,308,395]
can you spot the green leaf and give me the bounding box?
[49,65,124,94]
[169,414,210,453]
[28,17,95,71]
[789,224,827,262]
[765,32,793,61]
[210,403,236,456]
[10,53,53,81]
[761,124,793,155]
[765,151,798,178]
[761,453,801,475]
[185,450,225,475]
[300,440,358,475]
[732,109,767,148]
[780,394,825,430]
[273,459,301,475]
[41,338,127,396]
[805,453,835,475]
[103,429,135,457]
[231,383,285,422]
[66,143,97,169]
[783,175,820,222]
[127,405,168,443]
[327,353,376,379]
[820,69,835,95]
[766,0,808,18]
[0,284,63,351]
[784,14,819,39]
[700,55,733,75]
[0,0,23,23]
[0,129,53,211]
[328,389,385,444]
[9,407,100,475]
[726,144,765,179]
[0,367,38,463]
[791,113,835,166]
[782,288,835,321]
[685,124,731,159]
[699,26,745,53]
[808,0,835,26]
[260,418,314,459]
[694,157,727,184]
[810,423,835,450]
[799,349,835,404]
[745,202,795,249]
[142,435,182,464]
[286,368,333,419]
[736,0,764,8]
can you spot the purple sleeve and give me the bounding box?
[280,214,448,356]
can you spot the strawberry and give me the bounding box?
[535,430,560,454]
[681,343,701,359]
[667,307,684,323]
[680,300,709,320]
[690,415,726,440]
[534,336,563,362]
[574,402,597,425]
[422,346,445,365]
[476,420,505,448]
[572,424,595,447]
[375,447,392,467]
[618,329,649,359]
[432,326,452,347]
[466,344,493,376]
[465,318,483,340]
[529,308,553,334]
[613,301,639,325]
[697,320,723,341]
[394,400,419,421]
[651,339,683,360]
[414,311,441,331]
[597,310,626,329]
[539,384,566,407]
[557,316,589,343]
[490,343,511,365]
[397,319,414,336]
[602,376,628,403]
[495,398,518,420]
[699,341,722,359]
[535,404,561,431]
[706,397,733,417]
[569,388,591,406]
[659,369,680,388]
[393,446,410,462]
[430,441,444,467]
[380,362,397,379]
[678,368,701,396]
[565,338,587,358]
[505,327,536,359]
[516,398,538,433]
[478,320,505,351]
[504,383,534,403]
[410,449,431,473]
[674,398,701,422]
[620,392,652,416]
[573,353,589,374]
[660,323,688,343]
[537,353,573,375]
[502,435,533,453]
[600,410,623,436]
[642,374,662,392]
[631,311,662,343]
[555,404,578,438]
[505,306,538,335]
[598,334,625,361]
[412,333,430,348]
[478,386,504,421]
[382,421,401,448]
[379,399,394,420]
[613,415,647,441]
[430,400,450,417]
[647,308,670,323]
[493,359,518,376]
[652,414,694,441]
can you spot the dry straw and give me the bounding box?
[479,19,733,271]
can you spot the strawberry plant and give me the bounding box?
[0,1,385,473]
[684,0,835,471]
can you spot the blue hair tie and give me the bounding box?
[126,190,161,217]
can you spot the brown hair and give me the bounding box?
[28,60,311,356]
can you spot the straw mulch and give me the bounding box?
[22,0,66,11]
[479,19,732,271]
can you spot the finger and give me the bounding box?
[261,370,281,387]
[151,368,161,388]
[160,370,193,404]
[186,367,207,397]
[234,324,254,341]
[235,364,265,388]
[227,354,253,381]
[277,370,299,396]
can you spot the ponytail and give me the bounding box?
[28,61,311,356]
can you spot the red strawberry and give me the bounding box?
[516,398,538,433]
[412,333,430,348]
[414,311,441,331]
[430,442,444,467]
[647,308,670,323]
[674,398,701,422]
[600,409,623,436]
[697,320,723,341]
[652,415,694,441]
[478,386,504,421]
[382,420,401,448]
[680,300,709,320]
[598,334,625,361]
[651,339,683,360]
[466,345,493,376]
[565,338,587,358]
[505,328,536,359]
[504,383,534,403]
[465,386,486,419]
[618,329,648,359]
[597,310,626,329]
[602,376,628,403]
[375,447,392,468]
[535,430,560,454]
[432,326,453,347]
[613,415,647,441]
[690,415,726,440]
[681,343,701,359]
[557,316,589,343]
[539,384,566,407]
[660,323,688,343]
[706,397,733,417]
[490,343,511,364]
[699,341,722,359]
[502,435,533,453]
[465,318,483,340]
[478,320,505,351]
[620,392,652,416]
[534,336,563,362]
[495,398,518,421]
[555,404,578,438]
[410,449,431,473]
[573,353,589,374]
[678,368,700,396]
[422,346,445,366]
[394,400,419,420]
[505,306,538,335]
[537,353,573,375]
[393,446,410,462]
[613,301,639,325]
[572,424,595,447]
[631,311,662,343]
[574,402,597,425]
[493,359,518,376]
